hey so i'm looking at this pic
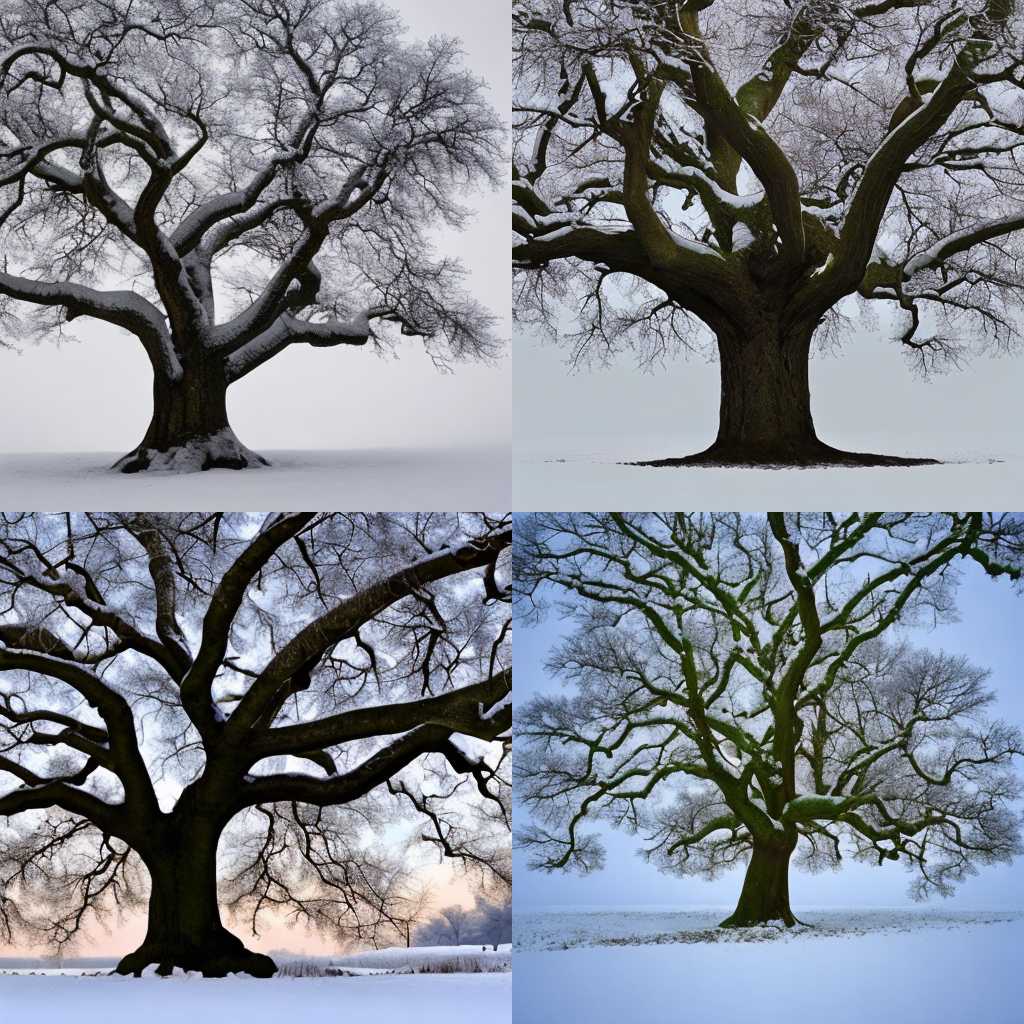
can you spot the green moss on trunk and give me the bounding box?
[719,840,797,928]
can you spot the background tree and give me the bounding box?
[414,893,512,949]
[475,892,513,950]
[0,0,502,472]
[434,904,471,945]
[513,0,1024,465]
[0,512,511,976]
[516,513,1024,927]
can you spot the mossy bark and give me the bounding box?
[719,839,798,928]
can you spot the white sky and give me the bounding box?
[514,307,1024,464]
[0,0,510,456]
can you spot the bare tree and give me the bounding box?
[0,512,511,976]
[435,903,471,945]
[513,1,1024,465]
[475,892,512,950]
[415,892,511,949]
[516,513,1024,927]
[388,879,433,949]
[0,0,502,471]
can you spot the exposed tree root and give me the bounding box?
[115,932,277,978]
[718,907,799,928]
[112,428,270,473]
[631,438,939,468]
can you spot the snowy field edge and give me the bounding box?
[513,907,1024,952]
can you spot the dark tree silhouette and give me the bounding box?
[0,0,501,471]
[0,512,511,976]
[516,513,1024,927]
[513,1,1024,465]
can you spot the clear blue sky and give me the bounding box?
[513,560,1024,911]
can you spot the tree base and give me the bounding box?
[113,428,270,474]
[631,438,939,469]
[115,932,277,978]
[718,840,799,929]
[718,907,798,928]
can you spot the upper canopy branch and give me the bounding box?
[225,526,513,739]
[515,0,1024,361]
[253,668,512,759]
[179,513,318,739]
[0,0,502,371]
[236,723,467,810]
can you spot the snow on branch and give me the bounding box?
[515,513,1024,899]
[0,512,512,966]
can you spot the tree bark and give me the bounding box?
[719,838,797,928]
[635,317,937,467]
[115,823,276,978]
[113,360,268,473]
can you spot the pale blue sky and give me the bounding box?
[513,559,1024,911]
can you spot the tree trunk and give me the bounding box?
[719,839,797,928]
[636,317,936,467]
[113,361,268,473]
[115,826,276,978]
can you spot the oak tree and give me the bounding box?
[516,513,1023,926]
[514,1,1024,465]
[0,512,511,975]
[0,0,501,471]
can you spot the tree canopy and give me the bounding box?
[516,513,1024,925]
[0,512,511,975]
[513,1,1024,463]
[0,0,502,469]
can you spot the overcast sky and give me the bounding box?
[514,306,1024,465]
[0,0,510,457]
[513,561,1024,912]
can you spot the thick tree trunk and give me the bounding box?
[113,361,268,473]
[115,826,276,978]
[719,839,797,928]
[636,318,937,467]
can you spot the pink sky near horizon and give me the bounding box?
[0,862,477,960]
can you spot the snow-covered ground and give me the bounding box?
[515,906,1021,950]
[514,908,1022,1023]
[0,448,514,509]
[0,972,511,1023]
[513,445,1024,509]
[331,943,511,972]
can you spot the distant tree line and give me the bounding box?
[415,895,512,951]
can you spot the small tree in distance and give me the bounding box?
[0,512,511,976]
[516,513,1024,927]
[514,1,1024,465]
[477,893,512,950]
[414,894,512,949]
[436,904,471,945]
[0,0,502,471]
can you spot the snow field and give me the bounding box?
[330,943,512,973]
[0,972,511,1024]
[514,907,1022,951]
[0,448,514,509]
[514,909,1023,1024]
[512,451,1024,510]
